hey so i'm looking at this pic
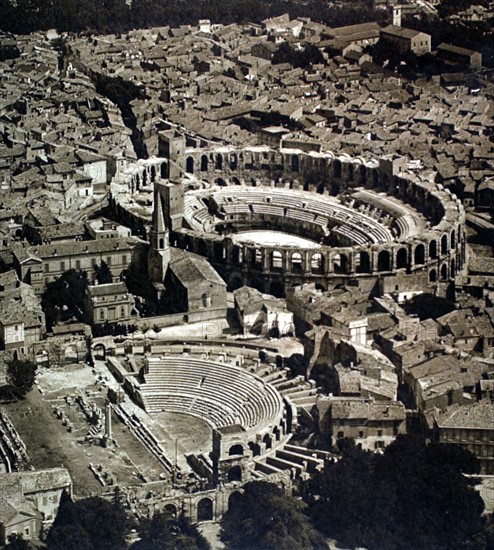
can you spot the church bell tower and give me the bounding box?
[148,181,171,285]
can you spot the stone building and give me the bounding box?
[380,25,431,56]
[163,249,227,323]
[432,401,494,474]
[317,396,406,451]
[0,468,72,544]
[233,286,294,337]
[0,272,45,354]
[85,282,137,325]
[12,236,147,296]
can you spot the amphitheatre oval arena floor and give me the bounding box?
[230,230,321,249]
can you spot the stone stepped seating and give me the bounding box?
[114,404,174,473]
[254,440,325,479]
[275,448,323,473]
[284,443,333,461]
[279,387,317,400]
[266,455,303,475]
[202,187,394,245]
[141,357,285,431]
[351,188,424,238]
[288,395,318,408]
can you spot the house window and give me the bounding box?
[337,431,344,439]
[358,431,364,438]
[106,257,112,266]
[75,260,81,270]
[100,310,105,320]
[44,263,49,273]
[122,255,127,265]
[60,261,65,272]
[120,307,125,317]
[377,430,383,437]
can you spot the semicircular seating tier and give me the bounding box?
[184,186,413,246]
[140,357,285,432]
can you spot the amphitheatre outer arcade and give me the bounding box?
[111,135,467,298]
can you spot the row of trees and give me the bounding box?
[305,436,489,550]
[44,490,208,550]
[0,0,386,35]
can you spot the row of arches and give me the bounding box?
[178,231,462,279]
[160,490,245,523]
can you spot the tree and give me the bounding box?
[47,493,127,550]
[41,269,89,330]
[0,358,37,401]
[305,435,485,550]
[94,261,113,285]
[131,511,209,550]
[221,481,326,550]
[5,534,30,550]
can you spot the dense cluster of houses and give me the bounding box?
[0,7,493,541]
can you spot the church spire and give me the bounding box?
[148,181,170,283]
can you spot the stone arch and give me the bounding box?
[213,242,224,261]
[291,252,303,273]
[64,345,79,364]
[248,441,261,457]
[451,229,456,249]
[93,343,106,360]
[229,444,244,456]
[311,253,324,275]
[441,234,448,255]
[348,163,354,181]
[201,155,208,172]
[161,162,168,179]
[271,250,283,271]
[291,155,299,172]
[198,240,207,256]
[334,159,342,179]
[396,248,407,270]
[151,165,156,182]
[164,504,177,517]
[429,269,437,283]
[429,240,437,260]
[215,154,223,170]
[316,183,325,195]
[440,263,448,280]
[451,258,456,277]
[414,244,425,265]
[263,433,272,450]
[227,466,242,483]
[197,498,213,522]
[215,177,227,187]
[334,253,349,274]
[273,426,281,441]
[231,176,240,185]
[269,280,284,298]
[378,250,391,272]
[356,251,370,273]
[230,153,238,170]
[359,164,367,185]
[228,491,242,511]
